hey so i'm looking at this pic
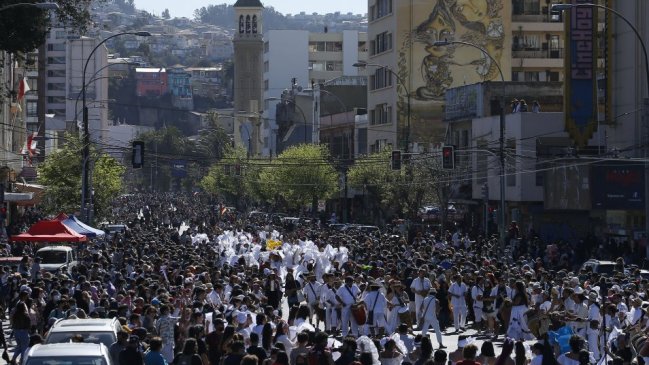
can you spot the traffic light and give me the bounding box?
[442,145,455,169]
[481,183,489,201]
[132,141,144,169]
[391,150,402,170]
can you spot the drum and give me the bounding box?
[316,304,326,321]
[351,303,367,325]
[398,307,412,326]
[526,309,550,339]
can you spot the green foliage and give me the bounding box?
[0,0,96,54]
[266,144,339,210]
[37,134,125,221]
[200,147,247,203]
[161,8,170,19]
[347,149,454,222]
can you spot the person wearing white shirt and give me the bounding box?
[336,276,361,337]
[471,277,485,332]
[420,289,445,349]
[323,278,340,333]
[303,274,322,324]
[448,275,468,332]
[410,267,432,328]
[362,282,387,337]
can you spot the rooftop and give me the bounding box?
[233,0,264,8]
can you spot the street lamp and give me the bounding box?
[433,39,508,251]
[353,60,411,152]
[551,2,649,248]
[80,31,151,223]
[0,2,59,11]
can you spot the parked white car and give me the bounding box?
[22,342,112,365]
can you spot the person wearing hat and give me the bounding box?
[567,286,588,336]
[303,273,322,326]
[411,267,432,329]
[336,276,361,337]
[322,275,341,335]
[420,288,445,349]
[264,270,282,311]
[362,281,387,337]
[387,280,410,333]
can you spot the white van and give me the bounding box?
[35,246,78,274]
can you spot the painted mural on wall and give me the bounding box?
[395,0,510,142]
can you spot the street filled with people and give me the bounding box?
[1,193,648,365]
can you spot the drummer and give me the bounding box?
[336,276,361,337]
[387,280,410,333]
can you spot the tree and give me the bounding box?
[0,0,94,54]
[37,134,125,221]
[161,8,170,19]
[200,147,248,206]
[347,149,400,222]
[267,144,339,214]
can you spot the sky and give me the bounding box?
[134,0,367,19]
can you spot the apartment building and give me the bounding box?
[40,29,109,154]
[261,29,368,156]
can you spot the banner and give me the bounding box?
[591,162,644,210]
[564,0,598,146]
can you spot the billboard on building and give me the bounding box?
[591,162,644,210]
[396,0,511,144]
[544,164,591,210]
[564,0,599,146]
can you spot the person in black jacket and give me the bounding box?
[119,335,144,365]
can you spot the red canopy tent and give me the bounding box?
[10,219,87,243]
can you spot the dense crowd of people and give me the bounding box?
[1,193,649,365]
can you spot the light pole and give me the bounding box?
[80,31,150,223]
[551,2,649,258]
[433,39,508,251]
[353,60,411,153]
[0,2,59,11]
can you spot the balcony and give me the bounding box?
[512,48,564,59]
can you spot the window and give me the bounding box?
[325,61,342,72]
[370,67,393,90]
[264,61,269,72]
[373,32,392,55]
[47,83,65,91]
[358,41,367,53]
[325,42,342,52]
[309,61,325,71]
[476,140,488,184]
[47,43,65,52]
[370,103,391,125]
[47,69,66,77]
[264,42,269,53]
[26,101,38,117]
[47,96,66,104]
[54,30,67,39]
[264,80,269,90]
[47,57,65,65]
[376,0,392,19]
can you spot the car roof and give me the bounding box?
[37,246,73,252]
[50,318,119,332]
[26,343,107,357]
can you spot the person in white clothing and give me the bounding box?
[303,274,322,324]
[471,277,485,332]
[410,267,432,328]
[336,276,361,337]
[322,277,340,333]
[449,274,468,332]
[362,282,388,337]
[420,289,445,349]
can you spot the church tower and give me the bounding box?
[233,0,264,155]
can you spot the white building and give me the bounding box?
[261,29,368,156]
[42,30,109,152]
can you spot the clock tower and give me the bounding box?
[233,0,264,155]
